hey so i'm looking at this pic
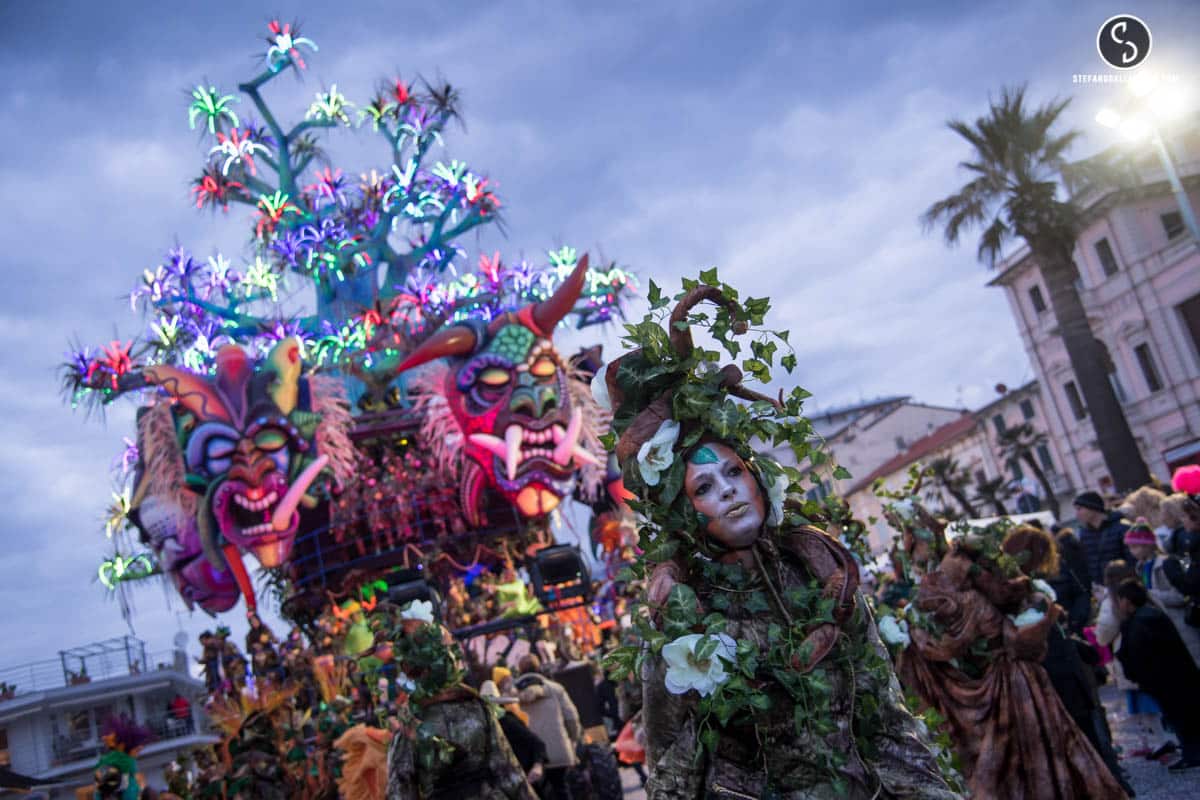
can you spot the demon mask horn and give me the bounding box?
[394,255,590,375]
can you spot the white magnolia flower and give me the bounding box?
[662,633,736,697]
[1031,578,1057,602]
[878,615,911,648]
[637,419,680,487]
[1009,607,1046,628]
[766,473,789,527]
[590,363,611,412]
[401,599,435,623]
[888,498,916,522]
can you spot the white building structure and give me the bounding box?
[0,636,215,799]
[842,381,1079,553]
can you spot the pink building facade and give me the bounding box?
[844,382,1073,552]
[990,129,1200,490]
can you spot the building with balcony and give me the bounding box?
[988,126,1200,489]
[0,636,215,799]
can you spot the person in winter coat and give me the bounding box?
[516,655,581,800]
[592,661,621,738]
[482,680,548,788]
[1073,491,1132,588]
[1094,561,1167,757]
[1125,518,1200,667]
[1052,531,1093,635]
[1161,483,1200,599]
[1115,578,1200,772]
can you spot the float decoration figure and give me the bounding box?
[106,337,353,612]
[392,255,608,526]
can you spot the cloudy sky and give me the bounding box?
[0,1,1197,670]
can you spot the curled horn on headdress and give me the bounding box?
[612,286,784,464]
[667,285,746,360]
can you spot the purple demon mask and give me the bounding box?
[395,256,607,524]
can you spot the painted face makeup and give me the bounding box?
[684,442,765,550]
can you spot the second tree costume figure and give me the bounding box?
[598,278,958,799]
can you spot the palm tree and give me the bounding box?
[922,86,1150,491]
[926,457,977,518]
[973,476,1011,516]
[997,422,1062,518]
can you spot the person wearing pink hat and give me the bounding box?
[1126,518,1200,668]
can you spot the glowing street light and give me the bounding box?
[1096,78,1200,242]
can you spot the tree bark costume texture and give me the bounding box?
[896,550,1127,799]
[386,689,537,800]
[643,529,958,800]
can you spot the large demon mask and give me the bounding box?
[131,489,239,614]
[128,338,353,610]
[398,257,606,523]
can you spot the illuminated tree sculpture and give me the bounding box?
[61,22,636,617]
[64,20,634,412]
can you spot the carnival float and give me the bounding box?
[61,21,976,800]
[61,24,647,798]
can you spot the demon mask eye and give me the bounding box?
[529,355,557,379]
[185,422,242,478]
[253,428,288,451]
[477,367,512,388]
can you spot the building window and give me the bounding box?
[1064,381,1087,420]
[1008,458,1024,481]
[1180,292,1200,370]
[992,414,1007,435]
[1028,285,1047,314]
[1036,443,1055,473]
[1094,237,1120,277]
[0,728,8,767]
[1019,399,1035,420]
[894,436,906,451]
[1133,343,1164,393]
[1162,211,1185,240]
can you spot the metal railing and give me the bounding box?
[0,657,70,698]
[0,640,190,701]
[49,715,197,766]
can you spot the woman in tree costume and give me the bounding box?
[599,277,956,800]
[378,603,536,800]
[882,506,1127,799]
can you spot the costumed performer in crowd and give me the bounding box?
[93,715,154,800]
[888,511,1128,799]
[381,603,537,800]
[597,278,957,800]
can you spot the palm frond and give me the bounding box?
[976,216,1010,266]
